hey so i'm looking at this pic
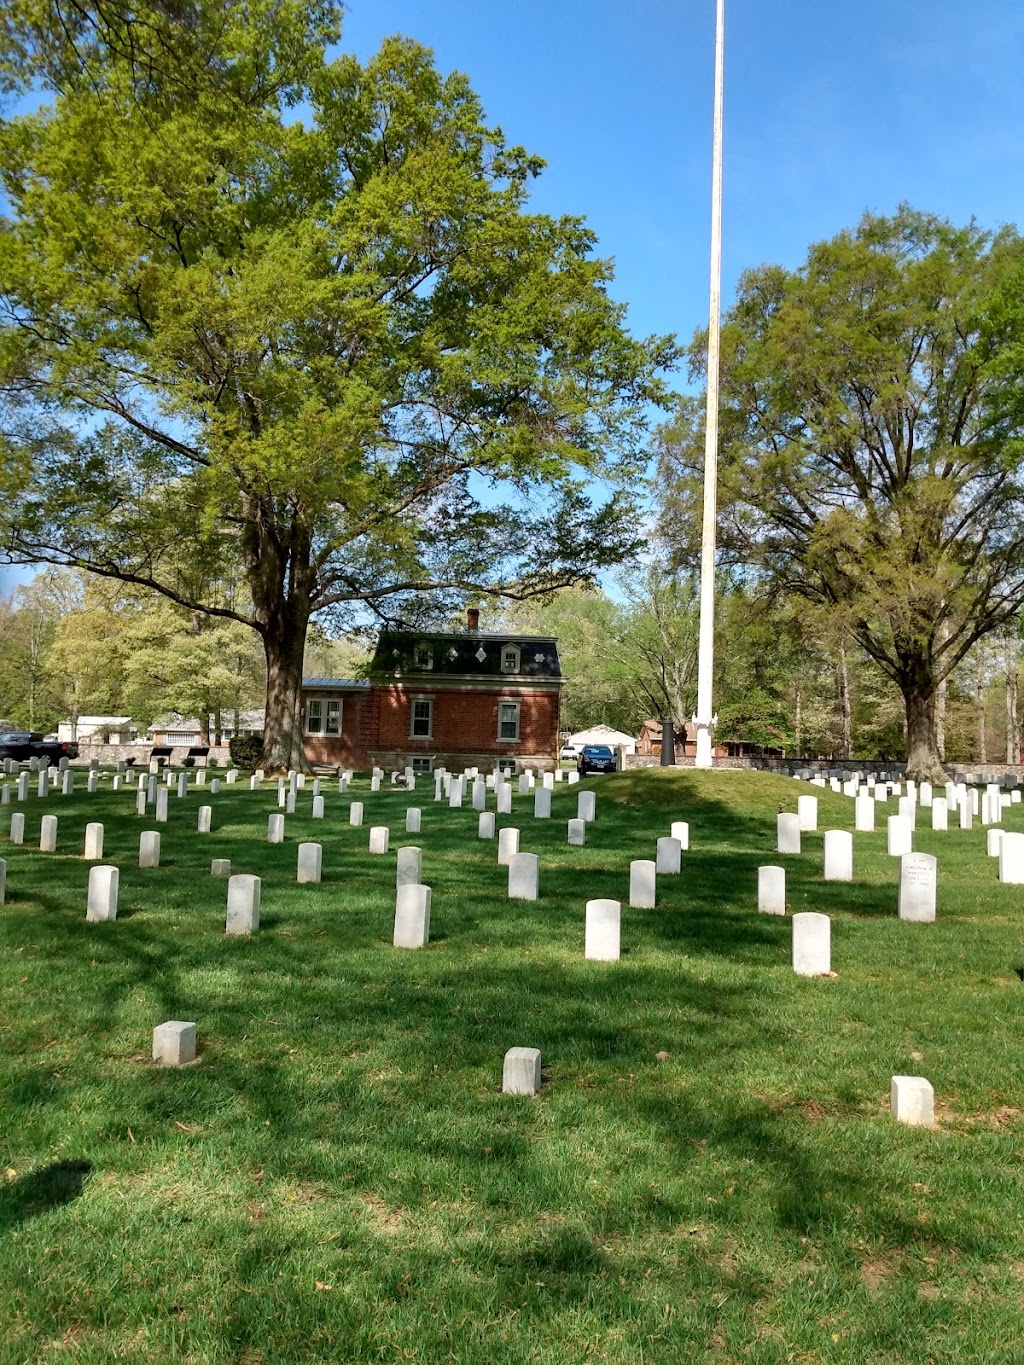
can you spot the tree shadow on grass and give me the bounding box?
[0,1160,93,1229]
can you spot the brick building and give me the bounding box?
[300,616,563,773]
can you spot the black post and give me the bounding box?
[660,716,675,767]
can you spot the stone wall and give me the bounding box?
[621,753,1024,782]
[73,742,232,767]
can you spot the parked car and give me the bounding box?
[0,730,79,764]
[559,744,580,761]
[578,744,617,775]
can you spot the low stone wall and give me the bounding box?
[622,753,1024,783]
[72,743,233,767]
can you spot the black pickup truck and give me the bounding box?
[0,731,79,764]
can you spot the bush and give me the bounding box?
[229,733,264,769]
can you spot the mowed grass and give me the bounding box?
[2,768,1024,1364]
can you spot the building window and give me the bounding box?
[165,732,196,744]
[307,697,342,736]
[414,643,433,670]
[411,756,432,772]
[325,699,342,736]
[306,699,323,734]
[411,698,433,738]
[501,644,521,673]
[498,700,520,742]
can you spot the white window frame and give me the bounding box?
[500,643,521,674]
[497,699,521,742]
[410,696,434,739]
[414,643,434,670]
[325,698,342,736]
[305,698,324,735]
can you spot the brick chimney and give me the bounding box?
[466,607,480,633]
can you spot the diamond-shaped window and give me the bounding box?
[447,646,458,660]
[475,646,487,663]
[534,652,545,663]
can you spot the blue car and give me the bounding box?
[578,744,617,775]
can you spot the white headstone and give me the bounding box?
[139,831,160,867]
[931,798,948,831]
[472,781,487,811]
[497,827,520,866]
[394,883,431,948]
[349,801,364,827]
[197,805,212,834]
[899,852,937,921]
[567,818,586,846]
[83,822,104,860]
[890,1075,934,1127]
[296,841,322,883]
[267,813,285,843]
[655,836,681,875]
[9,812,24,844]
[87,771,99,794]
[508,851,539,900]
[396,845,422,888]
[578,790,596,823]
[496,783,512,815]
[211,858,231,876]
[585,898,621,961]
[959,799,973,831]
[898,795,917,829]
[369,826,390,853]
[792,912,831,975]
[448,781,463,810]
[209,779,220,795]
[887,815,912,857]
[758,865,786,915]
[670,820,690,850]
[518,773,530,795]
[60,770,74,796]
[37,770,48,799]
[17,773,28,802]
[404,807,421,834]
[987,828,1003,858]
[823,829,853,882]
[502,1046,541,1095]
[854,796,875,832]
[919,782,933,808]
[285,789,297,815]
[797,795,818,831]
[226,873,260,934]
[777,813,801,855]
[478,812,495,839]
[153,1020,197,1066]
[177,771,188,799]
[86,865,119,922]
[998,832,1024,885]
[534,788,551,819]
[155,787,169,823]
[629,859,656,909]
[36,812,58,852]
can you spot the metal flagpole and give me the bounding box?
[693,0,725,769]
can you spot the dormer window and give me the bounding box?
[414,643,433,671]
[501,644,521,673]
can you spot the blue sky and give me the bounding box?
[3,0,1021,594]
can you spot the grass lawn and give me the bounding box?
[2,767,1024,1363]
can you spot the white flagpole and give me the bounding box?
[693,0,725,769]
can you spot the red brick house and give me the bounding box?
[301,619,563,773]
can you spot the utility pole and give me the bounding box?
[693,0,725,769]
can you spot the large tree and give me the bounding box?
[0,3,674,769]
[660,208,1024,780]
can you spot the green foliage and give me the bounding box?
[228,732,263,768]
[660,207,1024,775]
[0,3,677,764]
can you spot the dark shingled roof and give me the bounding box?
[370,630,562,679]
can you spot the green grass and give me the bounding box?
[2,768,1024,1363]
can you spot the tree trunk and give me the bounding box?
[794,683,802,757]
[835,647,852,759]
[660,716,675,767]
[260,602,312,773]
[976,680,987,763]
[902,679,946,783]
[936,672,947,759]
[1008,665,1020,764]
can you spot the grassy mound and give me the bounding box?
[1,768,1022,1362]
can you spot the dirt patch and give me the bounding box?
[860,1250,905,1293]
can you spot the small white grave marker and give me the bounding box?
[349,801,364,827]
[797,795,818,832]
[887,815,912,857]
[478,812,495,839]
[211,858,231,877]
[792,912,831,975]
[226,873,260,934]
[578,790,596,823]
[898,853,937,922]
[777,813,801,855]
[655,836,681,875]
[39,814,57,852]
[139,831,161,867]
[670,820,690,850]
[9,812,24,845]
[567,818,586,846]
[585,898,621,961]
[87,865,119,922]
[153,1021,197,1066]
[999,832,1024,885]
[197,805,212,834]
[369,826,390,853]
[497,827,520,865]
[393,883,431,948]
[931,798,948,831]
[83,822,104,860]
[502,1047,541,1095]
[758,865,785,915]
[890,1075,934,1127]
[396,846,422,887]
[508,851,539,900]
[629,859,656,909]
[267,813,285,844]
[297,842,322,883]
[823,829,853,882]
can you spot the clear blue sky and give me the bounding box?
[339,0,1024,351]
[3,0,1021,594]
